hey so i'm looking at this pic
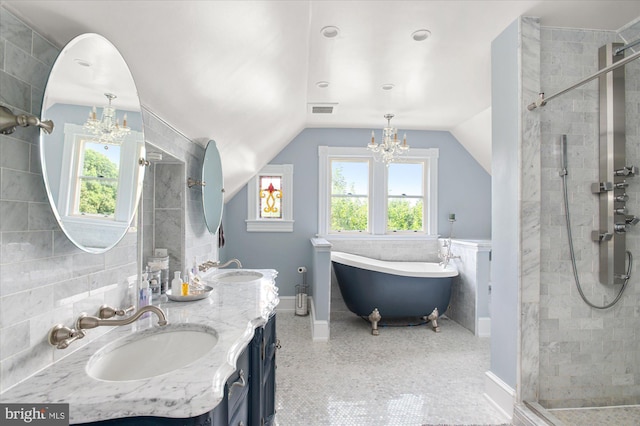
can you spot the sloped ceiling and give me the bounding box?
[4,1,640,197]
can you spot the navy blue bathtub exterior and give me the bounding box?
[332,262,453,318]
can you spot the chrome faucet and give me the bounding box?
[199,258,242,272]
[48,305,168,350]
[76,305,168,331]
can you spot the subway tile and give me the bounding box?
[0,320,29,360]
[4,41,50,89]
[0,285,53,330]
[1,168,47,202]
[1,230,53,263]
[0,69,30,112]
[0,255,73,297]
[32,32,58,67]
[0,134,30,171]
[28,201,58,230]
[0,10,31,53]
[0,200,28,231]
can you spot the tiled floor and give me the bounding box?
[274,306,510,426]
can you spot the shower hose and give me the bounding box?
[561,170,631,309]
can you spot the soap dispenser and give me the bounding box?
[171,271,182,296]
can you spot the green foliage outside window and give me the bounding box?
[331,162,424,233]
[387,199,423,231]
[78,148,119,216]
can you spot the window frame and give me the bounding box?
[246,164,294,232]
[318,146,438,238]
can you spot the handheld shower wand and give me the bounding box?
[559,134,568,176]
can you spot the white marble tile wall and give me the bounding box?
[447,240,491,336]
[0,9,219,393]
[0,9,136,392]
[327,238,441,262]
[536,21,640,408]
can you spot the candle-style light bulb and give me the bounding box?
[92,106,97,120]
[403,133,407,146]
[370,131,375,145]
[123,114,127,128]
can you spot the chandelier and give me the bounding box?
[367,113,409,164]
[84,93,130,144]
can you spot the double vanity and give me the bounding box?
[0,270,279,425]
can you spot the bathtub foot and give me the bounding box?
[368,308,381,335]
[426,308,440,332]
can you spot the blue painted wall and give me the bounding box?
[490,19,519,389]
[222,127,491,296]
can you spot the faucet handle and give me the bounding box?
[98,305,135,319]
[48,324,85,349]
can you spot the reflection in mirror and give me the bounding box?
[202,140,224,234]
[41,33,145,253]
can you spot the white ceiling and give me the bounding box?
[5,1,640,197]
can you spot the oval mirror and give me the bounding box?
[41,33,145,253]
[202,140,224,234]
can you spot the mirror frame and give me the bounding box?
[40,33,145,253]
[202,140,224,234]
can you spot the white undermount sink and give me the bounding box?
[86,324,218,381]
[213,270,264,283]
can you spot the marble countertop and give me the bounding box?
[0,269,279,423]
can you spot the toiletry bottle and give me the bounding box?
[182,270,190,296]
[172,271,182,296]
[139,274,151,317]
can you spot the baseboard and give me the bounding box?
[309,297,329,342]
[278,296,295,312]
[477,317,491,337]
[484,370,514,421]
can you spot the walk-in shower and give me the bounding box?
[530,41,640,309]
[520,34,640,424]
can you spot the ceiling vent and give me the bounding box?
[308,103,338,114]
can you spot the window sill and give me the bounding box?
[246,220,294,233]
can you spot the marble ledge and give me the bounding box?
[0,269,279,424]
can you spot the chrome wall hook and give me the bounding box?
[0,105,54,135]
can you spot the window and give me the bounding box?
[74,140,121,218]
[247,164,294,232]
[387,162,424,232]
[331,159,370,232]
[318,146,438,237]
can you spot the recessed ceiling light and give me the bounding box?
[381,83,395,91]
[316,81,330,88]
[74,58,92,67]
[411,29,431,42]
[321,26,340,38]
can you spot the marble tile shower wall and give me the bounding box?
[142,161,185,277]
[0,9,218,392]
[538,22,640,408]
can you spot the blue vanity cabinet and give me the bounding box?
[249,313,277,426]
[227,345,251,425]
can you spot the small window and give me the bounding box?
[75,140,121,218]
[259,175,283,219]
[330,159,369,232]
[247,164,294,232]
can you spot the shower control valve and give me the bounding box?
[625,215,640,226]
[615,194,629,203]
[614,166,639,177]
[615,207,628,215]
[614,181,629,189]
[591,182,614,193]
[591,231,613,242]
